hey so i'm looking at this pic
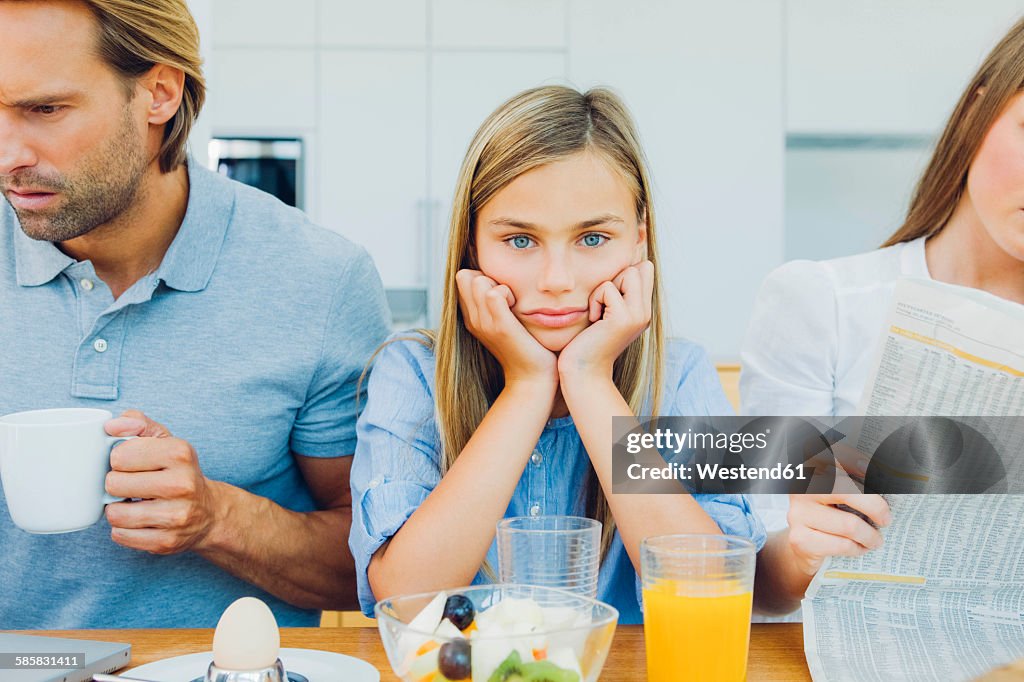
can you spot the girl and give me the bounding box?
[349,85,764,624]
[744,16,1024,616]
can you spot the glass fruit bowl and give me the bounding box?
[374,584,619,682]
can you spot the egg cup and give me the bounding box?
[202,658,287,682]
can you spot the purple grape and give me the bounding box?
[442,594,475,630]
[438,639,471,680]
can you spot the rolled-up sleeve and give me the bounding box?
[693,493,767,549]
[349,335,442,615]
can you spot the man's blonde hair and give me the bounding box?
[85,0,205,172]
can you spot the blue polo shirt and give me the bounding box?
[0,161,391,628]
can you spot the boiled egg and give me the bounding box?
[212,597,281,670]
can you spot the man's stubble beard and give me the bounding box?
[8,103,151,243]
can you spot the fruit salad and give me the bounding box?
[395,592,591,682]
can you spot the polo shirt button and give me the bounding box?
[93,338,108,353]
[79,278,94,291]
[367,477,382,489]
[529,504,541,516]
[531,451,542,466]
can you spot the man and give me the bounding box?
[0,0,391,627]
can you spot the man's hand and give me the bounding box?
[103,409,220,555]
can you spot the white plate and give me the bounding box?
[124,647,380,682]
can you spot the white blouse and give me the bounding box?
[741,237,929,423]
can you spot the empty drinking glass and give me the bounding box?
[496,515,601,598]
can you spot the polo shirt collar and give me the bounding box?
[153,158,234,292]
[12,216,74,286]
[12,158,235,292]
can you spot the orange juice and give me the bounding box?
[643,580,752,682]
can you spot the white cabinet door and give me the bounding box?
[318,0,428,48]
[318,51,429,290]
[428,52,567,321]
[211,0,316,47]
[431,0,567,49]
[568,0,784,360]
[787,0,1024,134]
[209,48,317,130]
[430,52,567,210]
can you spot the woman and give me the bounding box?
[745,16,1024,616]
[349,85,764,623]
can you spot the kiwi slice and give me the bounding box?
[486,652,580,682]
[487,651,525,682]
[520,660,581,682]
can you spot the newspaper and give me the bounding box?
[803,495,1024,682]
[856,278,1024,419]
[802,277,1024,682]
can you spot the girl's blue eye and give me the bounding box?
[510,235,533,249]
[581,233,607,247]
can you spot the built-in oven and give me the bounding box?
[208,138,304,209]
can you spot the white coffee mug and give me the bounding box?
[0,408,131,533]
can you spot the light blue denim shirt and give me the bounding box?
[350,335,766,623]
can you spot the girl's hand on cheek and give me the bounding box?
[455,269,558,389]
[558,260,654,382]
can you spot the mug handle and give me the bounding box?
[102,435,137,505]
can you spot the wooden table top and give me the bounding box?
[20,624,810,681]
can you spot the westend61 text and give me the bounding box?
[626,462,809,482]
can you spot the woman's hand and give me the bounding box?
[455,269,558,389]
[558,260,654,383]
[786,493,892,577]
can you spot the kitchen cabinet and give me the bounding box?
[318,51,429,290]
[431,0,566,49]
[784,143,931,262]
[211,0,316,47]
[786,0,1023,134]
[429,52,567,215]
[211,48,317,130]
[318,1,428,48]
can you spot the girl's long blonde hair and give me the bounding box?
[427,85,666,561]
[884,15,1024,246]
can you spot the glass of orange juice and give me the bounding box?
[641,534,756,682]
